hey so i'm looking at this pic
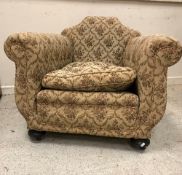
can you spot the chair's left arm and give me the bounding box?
[4,32,73,123]
[123,35,182,137]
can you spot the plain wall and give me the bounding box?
[0,0,182,90]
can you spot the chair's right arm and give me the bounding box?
[123,35,182,137]
[4,32,73,123]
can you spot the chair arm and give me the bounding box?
[147,35,182,67]
[124,35,182,68]
[4,32,73,122]
[123,35,182,135]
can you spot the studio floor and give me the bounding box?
[0,85,182,175]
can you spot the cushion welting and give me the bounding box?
[42,61,136,92]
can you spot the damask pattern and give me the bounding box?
[123,35,182,134]
[37,90,140,138]
[62,16,140,65]
[42,61,136,91]
[4,16,182,139]
[4,32,73,122]
[37,90,139,106]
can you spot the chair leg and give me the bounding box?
[130,138,150,150]
[28,130,46,141]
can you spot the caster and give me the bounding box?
[130,138,150,150]
[28,130,46,141]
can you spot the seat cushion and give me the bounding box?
[37,90,139,106]
[42,62,136,92]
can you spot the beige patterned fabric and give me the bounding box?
[123,35,182,134]
[37,90,138,106]
[4,16,182,139]
[42,61,136,91]
[4,32,73,122]
[62,16,140,65]
[37,90,140,138]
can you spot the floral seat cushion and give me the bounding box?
[42,61,136,92]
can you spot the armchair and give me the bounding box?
[4,16,182,150]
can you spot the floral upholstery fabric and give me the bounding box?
[42,62,136,92]
[123,35,182,134]
[37,90,138,106]
[4,16,182,139]
[37,90,140,138]
[62,16,140,65]
[4,32,73,122]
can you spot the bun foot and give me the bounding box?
[28,130,46,141]
[130,138,150,150]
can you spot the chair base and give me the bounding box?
[28,130,46,141]
[28,130,150,150]
[130,138,150,150]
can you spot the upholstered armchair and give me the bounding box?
[4,16,182,150]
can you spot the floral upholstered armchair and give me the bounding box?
[4,16,182,150]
